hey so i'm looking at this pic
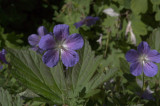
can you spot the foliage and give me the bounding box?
[0,26,24,49]
[0,0,160,105]
[0,87,23,106]
[7,40,117,105]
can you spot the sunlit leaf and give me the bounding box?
[131,0,148,14]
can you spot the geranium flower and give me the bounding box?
[39,24,84,67]
[74,16,99,28]
[28,26,48,53]
[0,49,8,69]
[125,41,160,77]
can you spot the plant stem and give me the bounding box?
[142,72,145,91]
[104,28,111,58]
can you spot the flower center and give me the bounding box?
[139,54,149,65]
[57,42,67,51]
[58,44,63,49]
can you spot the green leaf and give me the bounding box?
[0,87,23,106]
[74,0,92,14]
[54,0,92,34]
[113,0,131,9]
[0,26,24,49]
[131,15,147,36]
[7,40,117,105]
[83,89,101,98]
[147,27,160,51]
[7,49,64,104]
[102,17,117,28]
[68,40,103,97]
[155,10,160,21]
[85,68,117,91]
[151,0,160,5]
[131,0,148,14]
[119,58,130,73]
[69,40,117,98]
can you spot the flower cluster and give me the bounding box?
[29,24,84,68]
[28,15,99,67]
[0,49,8,69]
[126,41,160,77]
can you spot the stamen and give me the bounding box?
[62,44,67,49]
[139,54,149,65]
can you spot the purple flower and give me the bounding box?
[74,16,99,28]
[0,49,8,69]
[28,26,48,53]
[39,24,84,67]
[125,41,160,77]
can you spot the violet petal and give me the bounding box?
[37,26,48,37]
[125,49,139,63]
[31,47,44,54]
[39,34,56,50]
[64,33,84,50]
[137,41,150,54]
[147,50,160,63]
[74,21,84,28]
[61,49,79,67]
[42,50,59,67]
[1,49,7,54]
[130,62,142,76]
[143,62,158,77]
[28,34,40,46]
[85,16,99,26]
[53,24,69,41]
[0,49,8,64]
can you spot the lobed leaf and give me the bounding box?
[7,40,117,105]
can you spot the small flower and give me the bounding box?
[103,8,119,17]
[39,24,84,67]
[74,16,99,28]
[125,21,136,45]
[0,49,8,69]
[125,41,160,77]
[28,26,48,53]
